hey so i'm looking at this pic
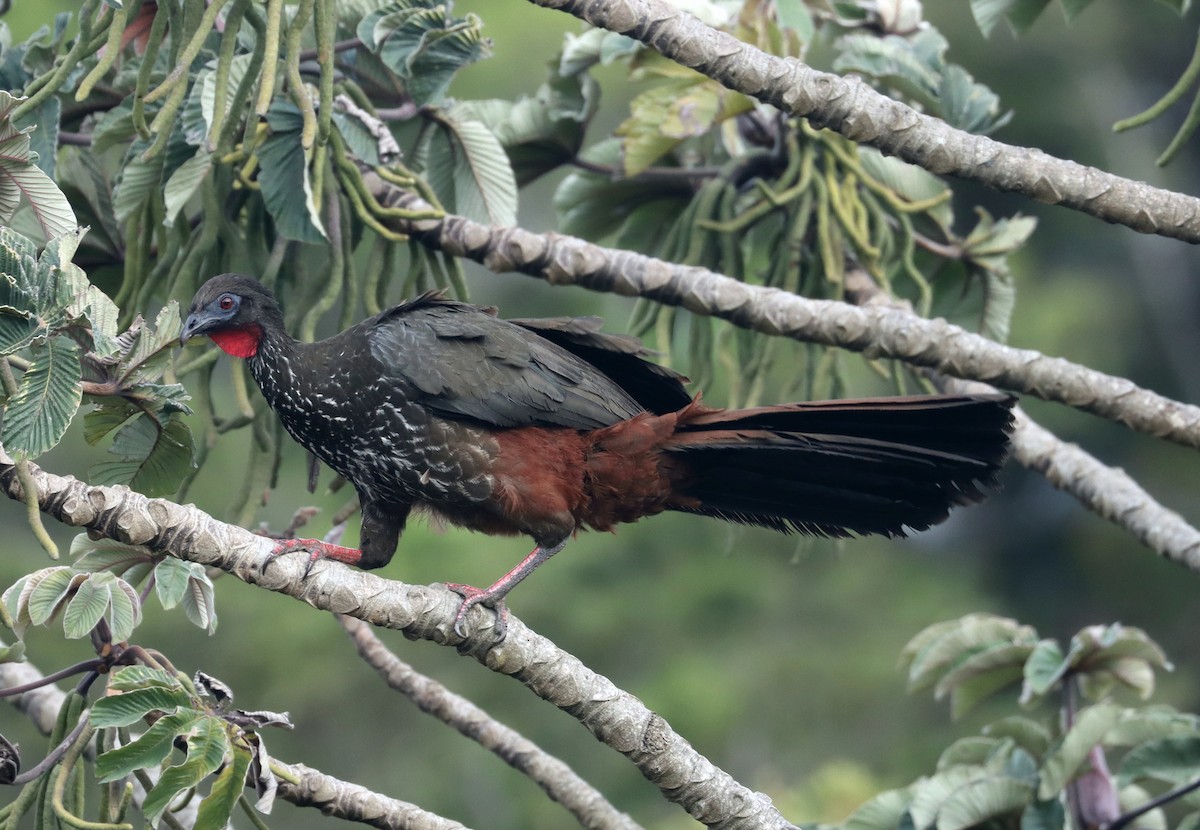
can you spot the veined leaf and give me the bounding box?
[1021,638,1067,703]
[70,533,156,581]
[24,566,82,626]
[143,717,232,827]
[426,116,517,226]
[111,145,163,225]
[163,149,212,226]
[96,710,203,782]
[1,334,82,458]
[984,717,1053,757]
[970,0,1052,37]
[195,743,253,830]
[937,777,1033,830]
[904,614,1037,692]
[0,90,76,239]
[89,684,193,728]
[1038,703,1124,799]
[107,664,180,691]
[90,414,196,497]
[178,562,218,634]
[362,4,489,106]
[910,766,988,830]
[1021,798,1065,830]
[843,787,913,830]
[62,571,114,638]
[1119,736,1200,787]
[258,106,326,243]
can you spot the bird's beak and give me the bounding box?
[180,310,213,346]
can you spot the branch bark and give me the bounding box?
[527,0,1200,244]
[0,452,797,830]
[338,615,643,830]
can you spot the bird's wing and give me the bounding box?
[508,316,693,415]
[367,295,649,429]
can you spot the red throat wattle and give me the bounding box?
[209,324,262,358]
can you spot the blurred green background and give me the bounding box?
[3,1,1200,827]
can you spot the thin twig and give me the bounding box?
[339,615,644,830]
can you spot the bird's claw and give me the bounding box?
[267,538,347,577]
[445,583,509,641]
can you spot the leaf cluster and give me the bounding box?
[839,614,1198,830]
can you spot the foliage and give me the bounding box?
[839,614,1198,830]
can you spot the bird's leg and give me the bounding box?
[446,539,569,640]
[270,537,364,574]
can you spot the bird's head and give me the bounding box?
[181,274,284,358]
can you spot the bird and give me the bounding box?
[182,273,1015,639]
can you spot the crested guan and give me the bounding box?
[182,273,1015,638]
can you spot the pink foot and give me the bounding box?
[270,538,363,576]
[445,583,509,640]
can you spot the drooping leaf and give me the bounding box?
[970,0,1053,36]
[984,717,1054,758]
[95,710,202,782]
[360,3,489,106]
[179,564,218,634]
[111,145,163,225]
[1021,798,1065,830]
[195,743,253,830]
[425,115,517,226]
[258,105,327,243]
[910,766,988,830]
[143,717,232,827]
[70,533,156,582]
[0,90,77,239]
[90,414,196,497]
[1119,736,1200,787]
[1038,703,1124,799]
[936,777,1033,830]
[904,614,1037,693]
[1,334,82,458]
[162,149,212,226]
[62,571,112,638]
[24,566,81,626]
[843,786,913,830]
[106,664,180,691]
[89,684,193,728]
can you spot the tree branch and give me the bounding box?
[0,452,797,830]
[339,615,643,830]
[527,0,1200,244]
[364,175,1200,452]
[271,759,472,830]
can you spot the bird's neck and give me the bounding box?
[244,322,302,405]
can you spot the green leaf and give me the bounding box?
[426,116,518,226]
[71,533,156,581]
[111,145,163,225]
[83,401,138,445]
[162,149,212,226]
[936,777,1033,830]
[96,710,202,782]
[143,717,231,827]
[25,566,81,625]
[935,641,1034,701]
[180,565,218,634]
[984,717,1053,757]
[62,571,112,638]
[559,27,640,76]
[362,4,489,106]
[1038,703,1124,799]
[0,91,77,239]
[89,684,192,728]
[1119,736,1200,787]
[910,766,988,830]
[970,0,1052,36]
[1021,638,1067,703]
[938,736,1009,770]
[195,744,252,830]
[843,786,913,830]
[905,614,1037,693]
[554,138,692,242]
[154,556,194,610]
[13,94,59,179]
[1,334,82,458]
[1021,798,1065,830]
[258,106,327,243]
[1107,707,1200,747]
[0,639,26,663]
[106,574,140,641]
[107,665,181,691]
[91,414,195,497]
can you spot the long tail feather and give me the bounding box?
[664,394,1016,537]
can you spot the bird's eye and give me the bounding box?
[218,295,235,311]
